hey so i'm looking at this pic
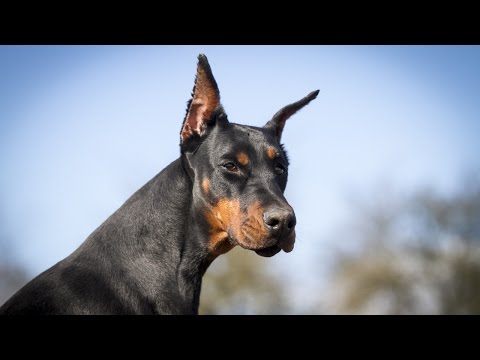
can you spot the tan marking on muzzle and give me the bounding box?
[238,200,270,249]
[204,199,271,256]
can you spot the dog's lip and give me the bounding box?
[279,236,295,253]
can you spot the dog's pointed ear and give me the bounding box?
[264,90,319,140]
[181,54,224,144]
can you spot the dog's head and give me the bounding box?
[180,54,319,258]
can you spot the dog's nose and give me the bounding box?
[263,207,296,236]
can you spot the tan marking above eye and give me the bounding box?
[236,152,249,166]
[266,146,277,160]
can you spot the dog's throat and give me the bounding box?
[207,230,234,257]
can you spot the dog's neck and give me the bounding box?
[148,159,212,310]
[85,158,211,314]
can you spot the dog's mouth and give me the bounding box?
[230,236,294,258]
[255,235,295,257]
[226,225,295,258]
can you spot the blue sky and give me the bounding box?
[1,45,479,308]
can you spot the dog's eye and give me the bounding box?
[275,165,286,175]
[223,162,239,172]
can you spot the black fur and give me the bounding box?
[0,54,318,315]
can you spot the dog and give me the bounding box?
[0,54,319,314]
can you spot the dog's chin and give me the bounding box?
[234,234,295,258]
[255,245,282,257]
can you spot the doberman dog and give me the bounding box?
[0,54,319,315]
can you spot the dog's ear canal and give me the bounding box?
[264,90,320,140]
[181,54,226,144]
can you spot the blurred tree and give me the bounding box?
[321,177,480,314]
[0,263,29,306]
[199,247,289,315]
[0,208,30,306]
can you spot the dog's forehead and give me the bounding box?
[225,123,276,150]
[205,122,284,164]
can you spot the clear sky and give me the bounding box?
[1,45,479,309]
